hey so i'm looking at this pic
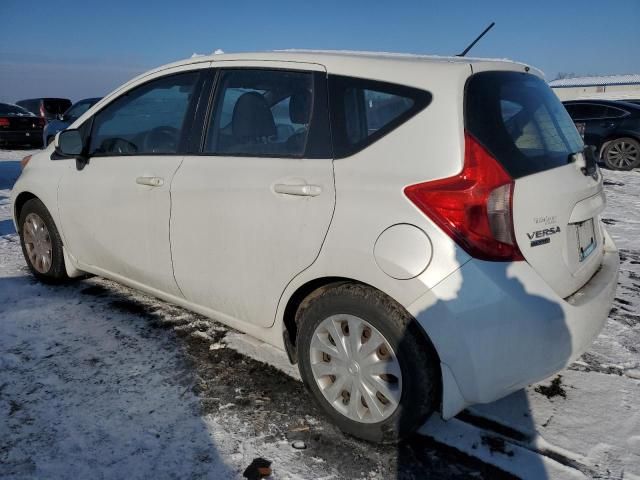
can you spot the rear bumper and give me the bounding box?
[408,229,619,418]
[0,130,43,145]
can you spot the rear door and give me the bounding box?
[170,63,335,327]
[466,69,605,298]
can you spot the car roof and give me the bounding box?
[148,49,540,77]
[75,97,102,103]
[17,97,71,103]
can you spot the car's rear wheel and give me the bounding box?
[297,282,439,443]
[603,137,640,170]
[18,198,68,283]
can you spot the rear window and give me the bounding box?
[0,103,33,116]
[43,99,72,115]
[465,72,583,178]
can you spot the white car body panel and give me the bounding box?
[58,155,183,296]
[10,51,618,421]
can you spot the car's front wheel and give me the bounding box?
[603,137,640,170]
[18,198,68,283]
[297,282,439,443]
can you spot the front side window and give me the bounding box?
[329,75,431,158]
[205,69,313,157]
[90,71,199,155]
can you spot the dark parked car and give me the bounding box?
[16,98,72,122]
[563,99,640,170]
[0,103,45,148]
[42,97,102,145]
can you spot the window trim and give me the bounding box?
[84,69,206,158]
[328,75,432,159]
[198,67,332,159]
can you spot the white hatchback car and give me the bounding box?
[11,51,619,443]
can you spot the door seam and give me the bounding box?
[168,157,187,299]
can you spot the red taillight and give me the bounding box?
[404,132,524,262]
[20,155,32,169]
[39,104,46,118]
[37,117,45,127]
[0,118,9,128]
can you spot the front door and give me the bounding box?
[170,65,335,327]
[58,68,203,296]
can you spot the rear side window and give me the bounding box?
[205,69,316,157]
[466,72,583,178]
[564,103,608,120]
[329,75,432,158]
[604,106,627,118]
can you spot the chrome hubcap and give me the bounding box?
[607,141,638,168]
[310,314,402,423]
[23,213,52,274]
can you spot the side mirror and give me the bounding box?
[56,129,83,156]
[55,129,88,169]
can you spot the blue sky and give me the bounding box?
[1,0,639,102]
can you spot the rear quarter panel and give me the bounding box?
[276,60,474,326]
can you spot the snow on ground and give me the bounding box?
[1,148,639,479]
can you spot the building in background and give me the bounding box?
[550,74,640,103]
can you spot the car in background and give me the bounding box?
[43,97,102,145]
[0,103,45,148]
[563,99,640,170]
[16,98,72,122]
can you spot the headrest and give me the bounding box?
[289,90,312,124]
[232,92,276,139]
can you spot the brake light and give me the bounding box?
[0,118,9,128]
[39,104,46,118]
[20,155,32,169]
[404,132,524,261]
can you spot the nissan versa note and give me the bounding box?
[11,51,619,443]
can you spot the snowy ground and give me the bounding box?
[1,148,638,479]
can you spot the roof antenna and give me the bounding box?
[457,22,495,57]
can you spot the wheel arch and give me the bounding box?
[599,132,640,158]
[281,276,443,373]
[13,191,38,228]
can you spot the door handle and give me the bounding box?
[136,176,164,187]
[273,183,322,197]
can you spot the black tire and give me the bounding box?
[18,198,69,283]
[603,137,640,171]
[296,282,440,443]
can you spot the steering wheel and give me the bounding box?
[100,137,138,155]
[143,126,179,153]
